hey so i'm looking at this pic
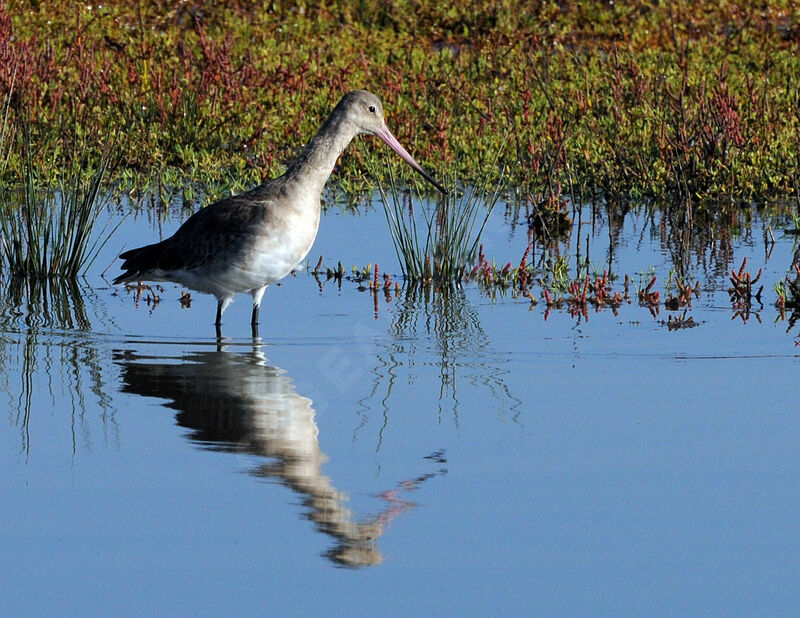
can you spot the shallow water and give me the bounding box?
[2,195,800,614]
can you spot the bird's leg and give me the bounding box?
[214,301,223,339]
[214,295,234,333]
[250,286,267,327]
[250,304,260,338]
[215,300,223,326]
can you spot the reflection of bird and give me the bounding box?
[114,90,444,335]
[115,347,439,567]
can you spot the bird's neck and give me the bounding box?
[283,112,359,199]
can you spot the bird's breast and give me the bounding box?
[244,203,321,284]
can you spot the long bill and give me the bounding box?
[375,124,447,194]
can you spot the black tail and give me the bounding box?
[113,241,167,285]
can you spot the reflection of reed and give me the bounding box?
[1,277,92,330]
[656,201,746,280]
[0,277,114,455]
[565,200,755,285]
[116,347,441,568]
[359,284,520,445]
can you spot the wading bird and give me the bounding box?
[114,90,444,336]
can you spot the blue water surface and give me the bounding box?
[1,195,799,615]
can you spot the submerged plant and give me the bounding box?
[0,127,119,279]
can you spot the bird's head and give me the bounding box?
[339,90,446,194]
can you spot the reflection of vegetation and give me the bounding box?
[2,276,91,330]
[116,347,443,568]
[437,198,799,327]
[359,284,520,444]
[0,277,115,455]
[775,264,800,334]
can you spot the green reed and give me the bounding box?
[0,124,119,279]
[371,147,505,283]
[0,68,13,189]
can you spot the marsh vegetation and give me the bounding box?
[1,2,799,199]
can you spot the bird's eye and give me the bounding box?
[368,105,376,113]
